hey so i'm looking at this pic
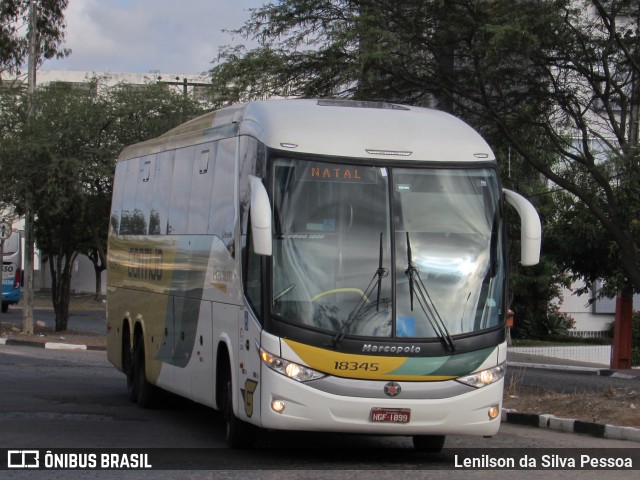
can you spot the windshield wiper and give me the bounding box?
[331,233,388,347]
[405,232,455,352]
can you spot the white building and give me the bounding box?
[2,69,210,98]
[557,281,640,338]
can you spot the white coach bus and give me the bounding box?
[106,99,541,451]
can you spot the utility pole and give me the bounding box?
[23,0,37,335]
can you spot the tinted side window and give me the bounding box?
[245,240,262,318]
[110,161,127,235]
[150,150,175,235]
[133,155,156,234]
[210,138,237,255]
[187,143,216,234]
[167,147,195,234]
[120,158,140,235]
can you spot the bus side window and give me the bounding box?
[110,162,127,235]
[167,147,195,234]
[237,136,264,317]
[209,138,237,256]
[187,143,216,234]
[120,158,140,235]
[150,150,175,235]
[133,154,156,235]
[244,236,262,319]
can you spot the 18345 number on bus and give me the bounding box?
[333,361,380,372]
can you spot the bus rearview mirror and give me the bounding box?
[249,175,273,256]
[503,189,541,266]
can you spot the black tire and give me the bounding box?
[220,369,255,449]
[123,330,136,402]
[413,435,445,453]
[132,333,157,408]
[1,302,8,313]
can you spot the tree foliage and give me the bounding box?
[210,0,640,299]
[0,80,206,330]
[0,0,70,76]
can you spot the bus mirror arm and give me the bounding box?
[503,189,541,266]
[249,175,273,256]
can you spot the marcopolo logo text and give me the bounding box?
[362,344,421,354]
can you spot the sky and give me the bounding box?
[43,0,262,75]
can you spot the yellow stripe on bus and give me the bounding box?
[283,339,457,381]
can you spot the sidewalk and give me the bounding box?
[0,292,107,350]
[504,348,640,443]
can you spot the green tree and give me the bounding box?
[209,0,405,105]
[0,80,206,331]
[0,0,70,76]
[210,0,640,300]
[439,0,640,297]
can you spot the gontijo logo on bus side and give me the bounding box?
[127,248,163,280]
[283,339,496,381]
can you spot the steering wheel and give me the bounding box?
[273,284,295,302]
[310,288,369,302]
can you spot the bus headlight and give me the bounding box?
[260,348,326,382]
[456,364,505,388]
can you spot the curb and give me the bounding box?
[0,337,106,351]
[502,410,640,443]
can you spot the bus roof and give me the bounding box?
[118,99,495,163]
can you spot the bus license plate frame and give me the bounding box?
[369,408,411,424]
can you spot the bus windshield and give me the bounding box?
[270,158,504,340]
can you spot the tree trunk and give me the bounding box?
[48,252,76,332]
[87,247,106,301]
[89,225,107,301]
[94,265,102,302]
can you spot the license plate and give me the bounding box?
[370,408,411,424]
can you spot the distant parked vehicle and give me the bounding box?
[2,230,22,313]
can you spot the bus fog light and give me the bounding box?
[271,400,285,412]
[488,405,500,419]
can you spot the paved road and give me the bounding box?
[0,344,638,479]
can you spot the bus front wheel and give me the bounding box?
[221,370,255,448]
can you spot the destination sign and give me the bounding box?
[296,164,378,184]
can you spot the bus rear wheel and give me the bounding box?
[123,328,136,402]
[1,302,8,313]
[132,333,158,408]
[413,435,445,453]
